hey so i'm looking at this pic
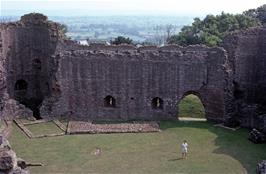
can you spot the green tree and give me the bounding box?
[57,23,68,37]
[111,36,133,45]
[244,4,266,25]
[167,12,260,46]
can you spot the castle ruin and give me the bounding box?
[0,13,265,132]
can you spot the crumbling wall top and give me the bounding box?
[0,13,50,29]
[59,39,224,55]
[20,13,48,25]
[0,13,65,41]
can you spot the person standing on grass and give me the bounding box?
[181,140,188,159]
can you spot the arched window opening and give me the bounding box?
[152,97,163,109]
[15,79,28,91]
[32,59,42,70]
[104,95,116,107]
[178,94,205,119]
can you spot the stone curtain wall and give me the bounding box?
[223,27,266,130]
[40,43,230,122]
[0,13,232,123]
[0,27,6,118]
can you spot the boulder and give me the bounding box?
[16,159,26,170]
[0,149,16,172]
[0,137,29,174]
[0,135,11,150]
[249,129,266,144]
[8,167,29,174]
[257,160,266,174]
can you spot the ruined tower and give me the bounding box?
[0,13,60,119]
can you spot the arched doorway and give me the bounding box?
[178,93,206,120]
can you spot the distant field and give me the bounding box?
[51,16,193,42]
[9,121,266,174]
[178,94,205,118]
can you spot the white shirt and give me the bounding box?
[181,142,188,153]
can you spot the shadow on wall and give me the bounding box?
[14,79,43,120]
[161,121,266,174]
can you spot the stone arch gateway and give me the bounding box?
[177,91,205,118]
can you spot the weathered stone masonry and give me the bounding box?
[0,14,231,122]
[223,28,266,131]
[0,14,60,120]
[1,13,265,131]
[43,44,229,122]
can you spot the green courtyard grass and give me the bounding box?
[18,118,35,124]
[9,121,266,174]
[25,122,64,136]
[178,94,205,118]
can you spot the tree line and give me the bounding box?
[111,4,266,46]
[167,4,266,46]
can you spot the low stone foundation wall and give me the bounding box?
[67,121,160,134]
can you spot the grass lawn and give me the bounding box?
[25,122,64,136]
[9,121,266,174]
[178,94,205,118]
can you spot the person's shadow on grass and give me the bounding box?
[168,158,183,161]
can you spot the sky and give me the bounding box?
[1,0,266,16]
